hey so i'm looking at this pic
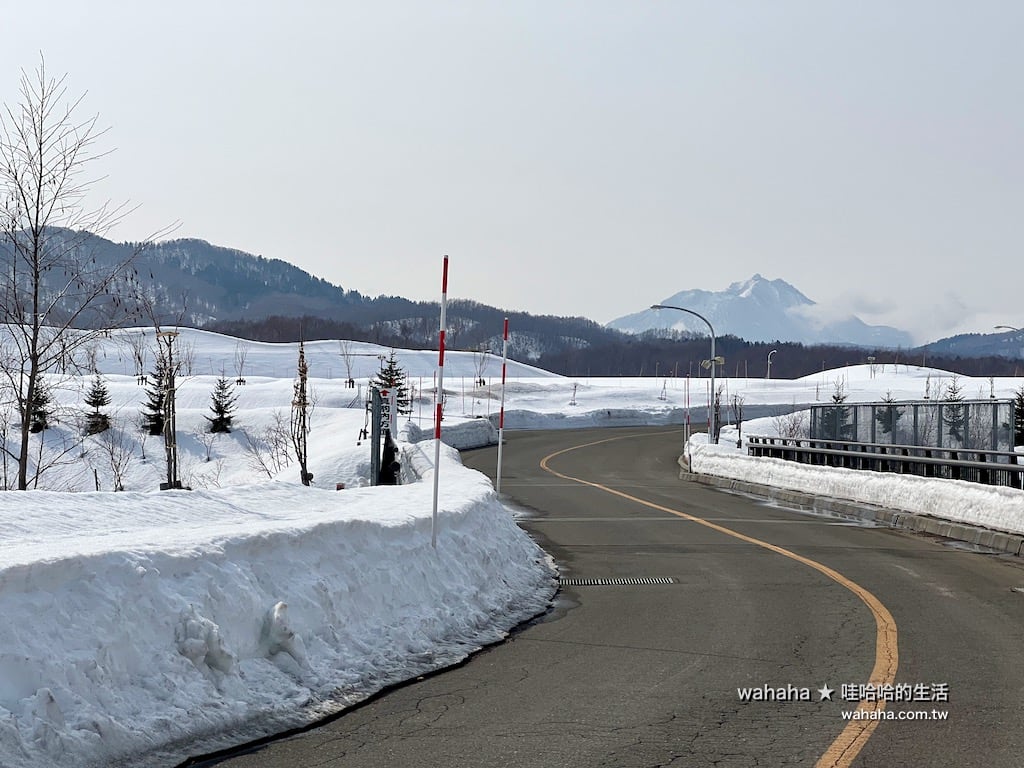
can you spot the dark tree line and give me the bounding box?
[535,336,1023,379]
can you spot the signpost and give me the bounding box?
[369,387,381,485]
[369,385,401,486]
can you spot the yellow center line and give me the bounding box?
[540,435,899,768]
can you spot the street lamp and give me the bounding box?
[995,325,1024,363]
[767,349,777,380]
[652,304,718,443]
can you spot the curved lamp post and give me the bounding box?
[767,349,777,380]
[652,304,717,443]
[996,326,1024,363]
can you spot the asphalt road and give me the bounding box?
[197,427,1024,768]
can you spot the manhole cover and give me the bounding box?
[558,577,678,586]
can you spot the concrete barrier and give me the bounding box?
[680,464,1024,558]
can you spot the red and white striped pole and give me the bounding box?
[431,256,449,548]
[496,317,509,494]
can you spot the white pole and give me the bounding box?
[685,375,691,467]
[431,256,449,548]
[496,317,509,494]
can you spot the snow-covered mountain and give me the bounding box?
[607,274,912,348]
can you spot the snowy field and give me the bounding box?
[0,327,1022,767]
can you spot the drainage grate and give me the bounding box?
[558,576,678,586]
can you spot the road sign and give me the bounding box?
[379,388,398,432]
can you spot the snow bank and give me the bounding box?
[402,416,499,450]
[498,407,686,430]
[689,439,1024,536]
[0,444,556,768]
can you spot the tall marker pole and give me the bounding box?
[431,256,449,548]
[496,317,509,494]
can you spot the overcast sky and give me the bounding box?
[2,1,1020,345]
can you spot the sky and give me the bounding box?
[1,1,1021,344]
[1,328,1021,766]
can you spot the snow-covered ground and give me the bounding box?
[0,327,1021,767]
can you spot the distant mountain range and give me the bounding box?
[62,232,612,362]
[919,328,1024,359]
[608,274,913,348]
[17,232,1020,373]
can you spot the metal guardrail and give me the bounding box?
[747,435,1024,490]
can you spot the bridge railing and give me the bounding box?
[747,435,1024,490]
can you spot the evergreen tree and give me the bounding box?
[84,375,112,435]
[141,355,169,436]
[28,380,52,434]
[205,376,238,433]
[819,380,852,440]
[942,376,966,445]
[874,390,904,440]
[371,351,411,415]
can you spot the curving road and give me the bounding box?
[199,427,1024,767]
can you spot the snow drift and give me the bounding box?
[0,442,556,768]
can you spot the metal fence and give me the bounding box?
[748,436,1024,490]
[809,399,1015,452]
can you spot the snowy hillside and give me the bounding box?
[82,326,560,381]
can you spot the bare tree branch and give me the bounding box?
[0,55,175,489]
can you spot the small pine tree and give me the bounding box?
[205,376,238,433]
[28,380,52,434]
[141,356,169,436]
[819,379,852,440]
[942,376,966,445]
[875,390,904,439]
[371,351,411,415]
[84,375,112,435]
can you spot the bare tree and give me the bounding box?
[135,291,190,490]
[94,423,134,491]
[154,330,183,489]
[177,338,196,376]
[240,411,291,478]
[192,457,226,489]
[0,57,170,490]
[730,394,745,448]
[134,412,150,463]
[339,341,355,387]
[291,342,311,485]
[124,330,148,379]
[772,405,808,439]
[472,343,490,387]
[712,382,725,443]
[80,342,101,374]
[0,403,12,488]
[22,390,87,490]
[192,425,216,463]
[967,404,990,450]
[233,340,249,384]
